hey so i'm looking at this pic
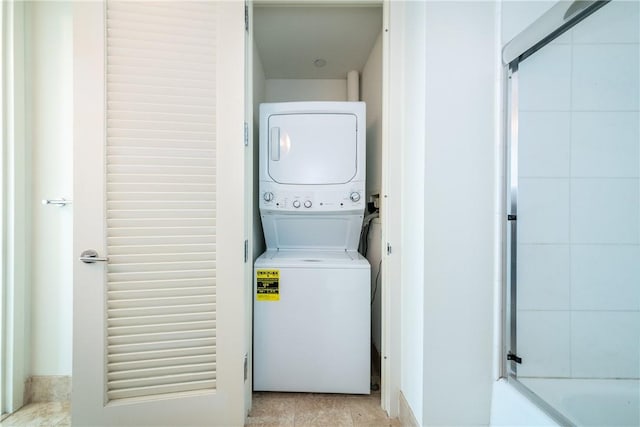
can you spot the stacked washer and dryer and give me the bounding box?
[253,102,370,394]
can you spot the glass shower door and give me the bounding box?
[507,0,640,425]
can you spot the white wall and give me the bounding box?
[26,1,73,376]
[501,1,557,44]
[252,40,266,260]
[264,79,346,102]
[396,1,426,422]
[421,2,497,425]
[361,32,383,200]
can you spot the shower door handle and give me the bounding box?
[79,249,108,263]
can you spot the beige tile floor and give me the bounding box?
[0,393,397,427]
[0,402,70,427]
[247,392,400,427]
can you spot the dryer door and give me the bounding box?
[267,113,357,185]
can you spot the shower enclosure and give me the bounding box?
[504,0,639,425]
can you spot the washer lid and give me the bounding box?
[256,249,369,268]
[267,113,358,185]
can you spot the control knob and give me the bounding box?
[263,192,274,202]
[350,192,361,203]
[304,200,312,208]
[292,200,301,208]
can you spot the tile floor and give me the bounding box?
[0,402,70,427]
[0,392,397,427]
[247,391,400,427]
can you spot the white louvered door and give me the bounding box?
[72,2,248,425]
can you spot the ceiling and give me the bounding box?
[253,5,383,79]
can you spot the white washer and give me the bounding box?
[253,250,370,394]
[254,102,370,394]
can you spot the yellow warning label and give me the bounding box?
[256,269,280,301]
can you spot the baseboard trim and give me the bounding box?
[24,375,71,404]
[399,390,420,427]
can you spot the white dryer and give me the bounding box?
[254,102,370,394]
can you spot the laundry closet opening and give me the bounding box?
[249,1,385,399]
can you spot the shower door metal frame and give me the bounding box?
[503,1,611,425]
[504,62,519,379]
[504,61,577,427]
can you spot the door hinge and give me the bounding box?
[244,239,249,263]
[386,243,392,255]
[244,4,249,31]
[243,353,248,381]
[507,352,522,364]
[507,214,517,221]
[244,122,249,146]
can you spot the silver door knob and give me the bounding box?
[79,249,108,263]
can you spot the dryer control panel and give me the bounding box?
[260,186,365,213]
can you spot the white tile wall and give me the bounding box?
[572,0,640,44]
[571,311,640,378]
[572,45,640,112]
[518,44,571,111]
[518,178,570,244]
[571,245,640,311]
[514,0,640,382]
[519,112,570,177]
[570,179,639,244]
[517,311,571,378]
[517,244,570,310]
[571,112,640,178]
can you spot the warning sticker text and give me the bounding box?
[256,269,280,301]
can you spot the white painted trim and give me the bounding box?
[215,3,249,424]
[399,390,420,427]
[493,0,506,382]
[1,2,6,413]
[1,0,30,414]
[380,0,401,418]
[244,0,254,420]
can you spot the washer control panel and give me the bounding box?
[260,187,365,212]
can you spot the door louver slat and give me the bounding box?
[108,345,216,363]
[107,379,216,401]
[107,336,216,353]
[106,1,217,402]
[109,354,215,372]
[107,277,215,291]
[107,236,216,247]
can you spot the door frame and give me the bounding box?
[1,0,30,415]
[380,0,401,418]
[244,0,403,418]
[244,0,254,416]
